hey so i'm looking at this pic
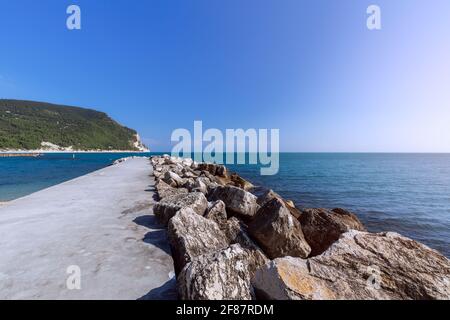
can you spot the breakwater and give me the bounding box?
[150,155,450,300]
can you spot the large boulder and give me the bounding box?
[252,231,450,300]
[181,178,196,191]
[229,173,254,191]
[248,198,311,259]
[256,189,301,219]
[178,244,268,300]
[162,171,185,187]
[181,167,197,179]
[204,200,227,229]
[225,217,266,253]
[163,156,181,166]
[200,171,217,185]
[153,170,163,179]
[252,257,335,300]
[154,192,208,225]
[155,180,188,200]
[181,158,194,167]
[299,207,366,256]
[197,163,227,177]
[168,208,229,274]
[151,156,166,167]
[256,189,281,206]
[209,186,260,219]
[192,179,208,195]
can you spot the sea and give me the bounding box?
[1,152,449,257]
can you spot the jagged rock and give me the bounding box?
[190,161,199,170]
[215,165,227,177]
[256,189,301,219]
[168,208,229,274]
[252,231,450,300]
[285,200,295,207]
[173,163,185,174]
[197,163,227,177]
[154,192,208,225]
[229,173,254,191]
[332,207,366,223]
[252,257,334,300]
[181,178,196,191]
[200,171,217,184]
[256,189,281,206]
[299,208,366,256]
[178,244,268,300]
[192,179,208,195]
[181,168,197,178]
[209,186,260,219]
[182,177,212,194]
[159,187,189,200]
[225,217,247,242]
[155,180,189,199]
[163,177,177,187]
[164,156,186,166]
[163,157,174,165]
[163,171,185,187]
[248,198,311,259]
[153,170,163,179]
[197,176,211,185]
[206,182,220,193]
[225,217,266,254]
[151,156,166,167]
[182,158,194,167]
[155,179,170,190]
[204,200,227,228]
[197,176,214,185]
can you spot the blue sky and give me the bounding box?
[0,0,449,152]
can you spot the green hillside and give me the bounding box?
[0,99,145,151]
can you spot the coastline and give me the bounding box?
[0,150,150,154]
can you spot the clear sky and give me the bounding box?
[0,0,449,152]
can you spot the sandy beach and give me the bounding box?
[0,157,175,299]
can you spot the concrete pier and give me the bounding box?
[0,157,175,299]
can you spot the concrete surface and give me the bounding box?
[0,157,175,300]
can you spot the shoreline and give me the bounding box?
[0,150,150,154]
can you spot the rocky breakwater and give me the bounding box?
[150,155,450,300]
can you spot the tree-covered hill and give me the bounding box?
[0,99,146,151]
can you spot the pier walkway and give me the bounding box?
[0,157,175,299]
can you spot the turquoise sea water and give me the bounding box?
[1,153,449,257]
[0,153,153,201]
